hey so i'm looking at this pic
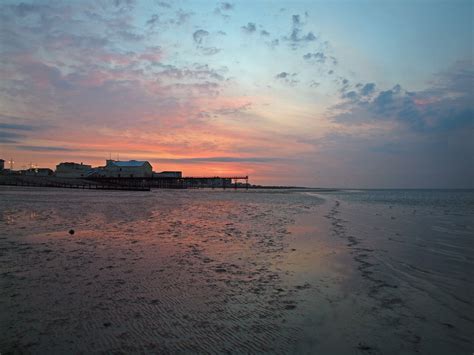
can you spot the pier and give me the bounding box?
[0,175,249,191]
[86,176,250,189]
[0,176,150,191]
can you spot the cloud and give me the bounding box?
[174,9,193,25]
[284,14,317,49]
[260,30,270,36]
[335,83,428,129]
[138,46,163,63]
[0,115,46,143]
[361,83,376,96]
[117,30,144,41]
[220,2,234,10]
[146,9,192,28]
[48,34,109,50]
[114,0,135,6]
[23,62,74,90]
[0,113,47,129]
[332,61,474,133]
[318,61,474,187]
[157,156,281,163]
[156,1,171,8]
[7,2,46,17]
[241,22,257,33]
[275,72,299,86]
[200,47,222,56]
[214,2,234,18]
[292,14,300,25]
[113,0,136,10]
[16,145,75,152]
[212,102,252,116]
[193,29,209,44]
[276,72,290,79]
[0,122,36,131]
[192,29,220,55]
[303,52,326,63]
[158,63,225,82]
[0,131,24,143]
[146,14,159,27]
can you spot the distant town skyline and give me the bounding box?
[0,0,473,187]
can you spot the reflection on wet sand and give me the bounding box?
[1,187,327,353]
[1,187,472,354]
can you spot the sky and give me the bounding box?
[0,0,473,188]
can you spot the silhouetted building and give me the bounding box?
[56,162,92,178]
[24,168,54,176]
[0,159,4,172]
[104,160,153,178]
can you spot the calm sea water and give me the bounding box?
[311,188,474,353]
[327,188,474,211]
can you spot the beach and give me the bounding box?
[1,187,473,354]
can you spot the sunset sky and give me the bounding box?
[0,0,472,187]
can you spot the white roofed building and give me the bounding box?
[104,160,153,178]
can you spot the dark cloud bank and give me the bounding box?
[322,60,474,188]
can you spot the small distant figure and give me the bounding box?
[69,229,75,235]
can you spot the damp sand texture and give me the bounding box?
[1,187,473,354]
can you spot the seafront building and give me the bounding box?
[24,168,54,176]
[103,160,153,178]
[56,162,92,178]
[3,158,180,179]
[0,158,13,175]
[54,159,178,179]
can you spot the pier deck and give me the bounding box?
[87,176,250,189]
[0,175,249,191]
[0,177,150,191]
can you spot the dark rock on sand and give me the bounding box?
[357,342,372,351]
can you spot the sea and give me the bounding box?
[305,188,474,354]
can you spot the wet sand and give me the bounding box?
[0,187,472,354]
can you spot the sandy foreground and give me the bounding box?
[0,187,471,354]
